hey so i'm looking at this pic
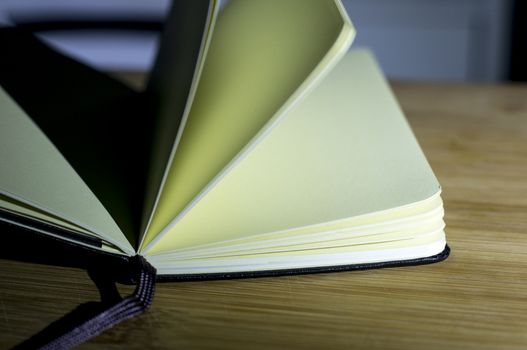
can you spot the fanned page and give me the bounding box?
[143,50,444,274]
[0,27,157,250]
[0,1,219,253]
[141,0,355,250]
[141,0,219,237]
[0,87,134,254]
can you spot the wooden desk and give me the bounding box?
[1,82,526,349]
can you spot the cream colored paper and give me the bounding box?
[142,0,354,249]
[141,0,219,241]
[149,234,446,275]
[144,50,440,255]
[0,194,94,235]
[0,87,133,254]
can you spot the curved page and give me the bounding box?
[142,0,354,249]
[144,50,440,255]
[141,0,219,238]
[0,87,133,254]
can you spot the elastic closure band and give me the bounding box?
[13,255,156,350]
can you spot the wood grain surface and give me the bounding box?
[1,81,526,349]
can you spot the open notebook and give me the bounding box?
[0,0,448,279]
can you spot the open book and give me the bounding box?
[0,0,448,279]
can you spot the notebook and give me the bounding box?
[0,0,448,346]
[0,0,448,278]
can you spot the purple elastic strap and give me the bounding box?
[13,255,156,350]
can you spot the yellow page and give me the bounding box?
[145,50,440,255]
[0,193,94,236]
[157,218,445,260]
[141,0,219,240]
[141,0,354,249]
[0,87,133,254]
[149,231,446,275]
[151,207,444,259]
[149,191,443,257]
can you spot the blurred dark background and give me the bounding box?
[0,0,525,82]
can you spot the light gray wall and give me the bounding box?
[343,0,513,81]
[0,0,514,81]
